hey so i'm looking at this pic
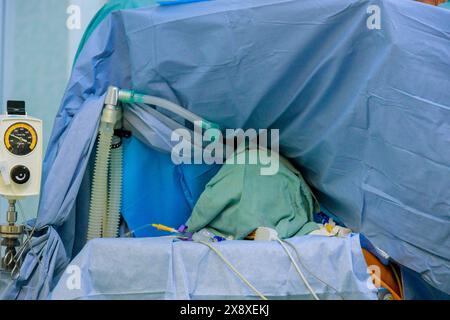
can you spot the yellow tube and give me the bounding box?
[151,224,177,233]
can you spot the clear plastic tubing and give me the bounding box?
[118,90,219,130]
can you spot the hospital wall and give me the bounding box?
[0,0,107,221]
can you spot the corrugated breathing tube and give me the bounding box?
[103,135,123,238]
[87,87,122,241]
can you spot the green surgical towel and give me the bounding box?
[186,148,320,239]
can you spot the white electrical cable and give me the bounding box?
[276,237,320,300]
[197,240,268,300]
[283,239,345,300]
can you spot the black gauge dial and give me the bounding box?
[4,122,38,156]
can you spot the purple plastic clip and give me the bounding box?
[178,224,193,241]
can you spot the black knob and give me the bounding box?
[10,165,31,184]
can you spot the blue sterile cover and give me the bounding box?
[50,235,377,300]
[4,0,449,299]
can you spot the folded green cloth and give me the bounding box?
[186,148,319,239]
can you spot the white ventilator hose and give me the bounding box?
[141,95,204,126]
[103,135,123,238]
[118,90,219,131]
[87,122,114,240]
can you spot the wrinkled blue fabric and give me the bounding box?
[401,266,450,300]
[3,0,450,299]
[122,136,220,237]
[2,227,69,300]
[158,0,212,6]
[50,235,377,300]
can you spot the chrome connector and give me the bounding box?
[101,86,122,126]
[104,86,120,107]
